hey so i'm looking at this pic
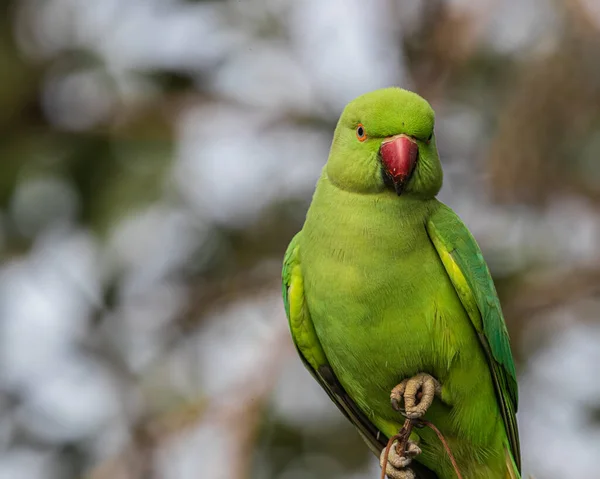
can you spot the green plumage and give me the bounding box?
[282,88,520,479]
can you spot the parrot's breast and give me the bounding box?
[300,175,491,433]
[298,174,510,478]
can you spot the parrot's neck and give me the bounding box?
[303,171,440,257]
[310,170,438,226]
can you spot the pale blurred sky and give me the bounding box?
[3,1,600,478]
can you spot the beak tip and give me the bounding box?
[394,181,405,195]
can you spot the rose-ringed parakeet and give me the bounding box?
[281,88,520,479]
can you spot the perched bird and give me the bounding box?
[282,88,520,479]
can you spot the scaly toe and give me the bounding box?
[383,468,416,479]
[405,440,422,457]
[403,373,441,419]
[380,459,416,479]
[390,381,408,412]
[380,438,422,473]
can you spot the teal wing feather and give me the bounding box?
[282,233,439,479]
[426,204,521,472]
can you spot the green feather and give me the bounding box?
[283,232,440,478]
[426,204,520,471]
[282,87,521,479]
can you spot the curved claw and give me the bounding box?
[379,439,419,479]
[390,373,442,419]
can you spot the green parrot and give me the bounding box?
[281,88,520,479]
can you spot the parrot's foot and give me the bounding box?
[379,439,421,479]
[390,373,442,419]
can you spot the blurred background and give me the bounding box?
[1,0,600,478]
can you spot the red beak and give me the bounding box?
[380,135,418,195]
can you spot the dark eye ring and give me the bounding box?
[356,124,367,142]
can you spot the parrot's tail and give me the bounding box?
[505,446,521,479]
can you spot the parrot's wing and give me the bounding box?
[282,232,387,456]
[426,204,521,472]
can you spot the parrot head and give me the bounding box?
[326,87,442,198]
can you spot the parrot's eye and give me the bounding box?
[356,124,367,142]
